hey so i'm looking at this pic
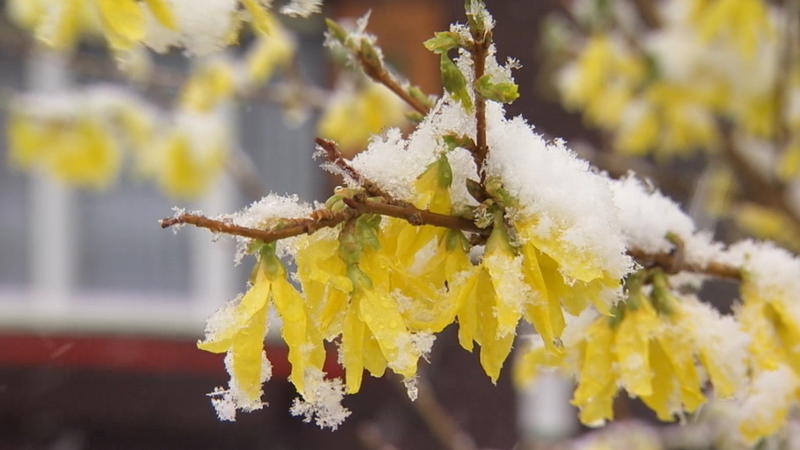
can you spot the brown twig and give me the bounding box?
[314,138,404,204]
[631,0,662,29]
[160,209,357,242]
[470,32,491,183]
[343,197,482,233]
[717,121,800,231]
[356,53,430,116]
[626,248,741,281]
[161,195,481,243]
[410,377,479,450]
[356,423,399,450]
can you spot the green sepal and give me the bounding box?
[347,264,373,293]
[440,53,473,112]
[649,269,676,316]
[258,242,282,278]
[436,154,453,189]
[485,211,516,254]
[445,229,470,253]
[424,31,462,54]
[475,74,519,104]
[356,213,382,251]
[607,302,626,328]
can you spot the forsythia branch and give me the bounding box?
[359,53,431,116]
[160,197,481,242]
[315,138,404,204]
[470,33,491,182]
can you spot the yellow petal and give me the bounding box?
[97,0,145,49]
[358,287,418,378]
[342,297,366,394]
[143,0,177,30]
[475,269,515,383]
[614,308,653,397]
[271,276,310,394]
[573,319,616,425]
[227,303,269,404]
[363,332,388,377]
[241,0,274,35]
[454,268,481,351]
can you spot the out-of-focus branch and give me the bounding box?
[357,51,431,115]
[356,423,399,450]
[631,0,662,29]
[410,377,479,450]
[718,122,800,232]
[627,248,741,281]
[226,147,269,199]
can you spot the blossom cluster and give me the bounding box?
[551,0,799,158]
[165,3,800,444]
[5,1,414,198]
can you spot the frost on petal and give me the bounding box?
[281,0,323,17]
[289,369,351,430]
[349,99,475,203]
[678,295,750,397]
[737,366,799,444]
[143,0,239,55]
[728,240,800,302]
[485,103,632,285]
[610,175,695,254]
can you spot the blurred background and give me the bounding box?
[0,0,798,448]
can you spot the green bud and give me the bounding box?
[440,53,473,112]
[325,194,345,210]
[325,18,349,44]
[465,0,488,37]
[475,74,519,104]
[359,39,383,73]
[464,179,486,203]
[424,31,462,54]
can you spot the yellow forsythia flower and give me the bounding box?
[517,281,749,427]
[148,114,228,198]
[558,34,646,130]
[8,114,121,188]
[689,0,772,57]
[180,61,236,113]
[199,247,325,410]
